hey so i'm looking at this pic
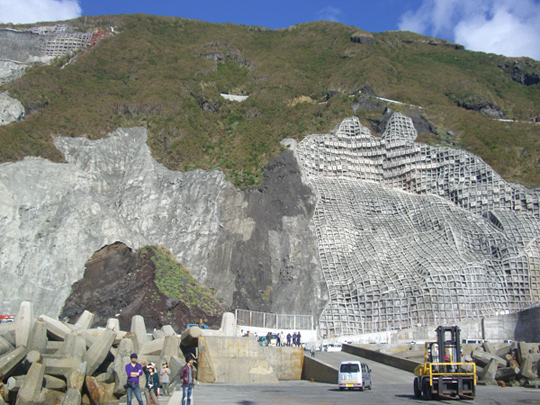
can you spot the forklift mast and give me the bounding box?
[435,325,461,364]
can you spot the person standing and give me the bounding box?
[181,356,195,405]
[297,331,302,347]
[160,361,171,396]
[143,362,160,404]
[286,332,292,347]
[125,353,143,405]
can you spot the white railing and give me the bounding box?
[235,309,314,330]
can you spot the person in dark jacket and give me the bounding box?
[143,362,160,404]
[180,356,195,405]
[125,353,143,405]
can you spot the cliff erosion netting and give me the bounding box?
[295,114,540,337]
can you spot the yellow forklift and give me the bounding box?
[413,326,476,400]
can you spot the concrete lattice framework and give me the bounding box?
[43,32,92,58]
[295,114,540,337]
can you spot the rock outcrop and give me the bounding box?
[60,242,224,332]
[0,126,322,320]
[0,92,24,125]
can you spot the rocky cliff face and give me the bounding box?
[0,91,24,125]
[0,126,322,320]
[60,242,224,331]
[2,114,540,336]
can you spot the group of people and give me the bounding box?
[124,352,196,405]
[263,331,302,347]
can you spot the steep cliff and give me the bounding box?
[0,125,323,320]
[2,114,539,336]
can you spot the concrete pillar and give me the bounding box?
[153,329,166,340]
[16,362,44,404]
[6,375,23,392]
[14,301,33,348]
[481,358,498,385]
[496,367,519,381]
[84,328,116,376]
[42,356,82,377]
[160,334,180,360]
[126,332,140,355]
[10,374,68,392]
[25,350,42,367]
[521,355,540,380]
[130,315,149,346]
[140,337,165,356]
[85,376,117,404]
[66,362,86,392]
[221,312,236,336]
[0,336,14,357]
[74,310,94,331]
[37,315,72,340]
[0,346,26,378]
[472,350,506,367]
[162,325,176,336]
[106,318,120,331]
[61,388,82,405]
[56,334,86,361]
[169,355,185,381]
[181,327,201,347]
[112,338,133,396]
[27,321,48,353]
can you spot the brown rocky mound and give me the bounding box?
[60,242,224,332]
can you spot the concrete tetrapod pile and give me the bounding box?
[0,301,185,404]
[469,341,540,387]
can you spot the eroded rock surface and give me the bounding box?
[0,126,322,320]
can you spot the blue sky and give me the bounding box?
[1,0,539,59]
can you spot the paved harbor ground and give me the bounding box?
[129,350,540,405]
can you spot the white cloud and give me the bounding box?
[0,0,82,24]
[316,6,342,22]
[398,0,540,60]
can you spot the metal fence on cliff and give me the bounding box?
[235,309,314,330]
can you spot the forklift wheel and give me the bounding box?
[422,380,432,400]
[413,378,421,399]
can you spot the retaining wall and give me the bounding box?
[301,356,338,384]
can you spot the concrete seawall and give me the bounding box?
[301,356,338,384]
[342,344,422,373]
[260,346,304,380]
[197,336,304,383]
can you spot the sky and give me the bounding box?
[0,0,539,60]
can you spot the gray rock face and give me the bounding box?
[0,92,25,125]
[2,114,540,337]
[0,127,322,319]
[0,29,51,84]
[0,128,230,316]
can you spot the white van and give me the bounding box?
[338,361,372,391]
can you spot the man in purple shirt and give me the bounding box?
[125,353,144,405]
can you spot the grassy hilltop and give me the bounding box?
[1,14,539,187]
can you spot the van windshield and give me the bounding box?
[340,364,360,373]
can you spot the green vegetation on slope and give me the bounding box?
[1,15,539,186]
[142,245,222,315]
